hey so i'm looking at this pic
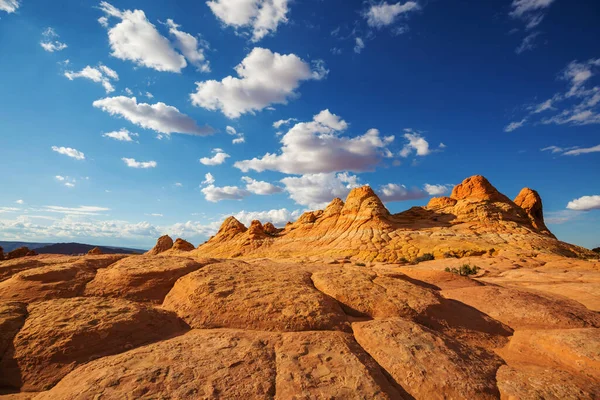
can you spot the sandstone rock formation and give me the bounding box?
[171,238,195,251]
[0,297,187,391]
[5,248,36,260]
[85,255,212,303]
[0,246,4,261]
[163,261,349,332]
[145,235,173,255]
[0,174,599,399]
[192,175,592,262]
[86,247,102,255]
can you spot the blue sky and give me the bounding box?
[0,0,599,249]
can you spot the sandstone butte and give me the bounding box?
[0,175,599,399]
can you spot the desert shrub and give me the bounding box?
[398,257,409,264]
[445,264,480,276]
[413,253,435,264]
[355,262,366,267]
[592,247,599,254]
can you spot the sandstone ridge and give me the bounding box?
[193,175,591,262]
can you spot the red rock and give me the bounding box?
[86,247,102,255]
[514,187,555,237]
[145,235,173,255]
[171,238,195,251]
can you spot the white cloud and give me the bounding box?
[378,183,426,202]
[0,0,20,13]
[200,149,230,166]
[51,146,85,160]
[280,172,361,209]
[242,176,283,195]
[235,109,394,174]
[226,125,245,144]
[542,144,600,156]
[103,128,139,142]
[124,87,133,95]
[145,92,154,99]
[423,183,452,196]
[64,65,119,93]
[146,213,163,217]
[504,118,527,132]
[201,184,250,202]
[206,0,289,42]
[165,19,210,73]
[40,27,68,52]
[122,157,157,168]
[399,131,430,157]
[232,208,301,227]
[273,118,297,129]
[15,199,24,204]
[515,31,540,54]
[44,205,109,215]
[190,48,327,118]
[99,2,186,72]
[354,37,365,54]
[98,16,109,27]
[364,1,420,28]
[202,172,215,185]
[174,182,183,187]
[509,0,555,20]
[93,96,214,136]
[508,58,600,130]
[567,195,600,211]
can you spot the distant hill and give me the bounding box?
[0,241,53,252]
[0,241,146,255]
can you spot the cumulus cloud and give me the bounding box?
[51,146,85,160]
[378,183,426,202]
[164,19,210,73]
[64,65,119,93]
[566,195,600,211]
[202,172,215,185]
[98,2,187,72]
[102,128,139,142]
[206,0,289,42]
[122,157,157,168]
[399,131,431,157]
[273,118,297,129]
[199,149,230,166]
[235,109,394,174]
[190,48,328,118]
[280,172,361,209]
[242,177,283,195]
[507,58,600,131]
[15,199,24,204]
[364,1,420,28]
[226,126,245,144]
[232,208,301,227]
[0,0,20,13]
[423,183,452,196]
[55,175,77,187]
[201,184,250,202]
[93,96,214,136]
[40,27,68,52]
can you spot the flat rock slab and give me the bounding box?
[35,329,277,400]
[0,297,187,391]
[500,328,600,381]
[163,261,349,332]
[496,363,600,400]
[0,255,126,283]
[352,318,503,400]
[442,285,600,330]
[312,267,441,319]
[84,255,214,303]
[36,329,403,400]
[275,330,401,399]
[0,263,96,303]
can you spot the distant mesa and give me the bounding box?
[188,175,592,262]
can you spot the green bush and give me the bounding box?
[445,264,480,276]
[413,253,435,263]
[355,262,366,267]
